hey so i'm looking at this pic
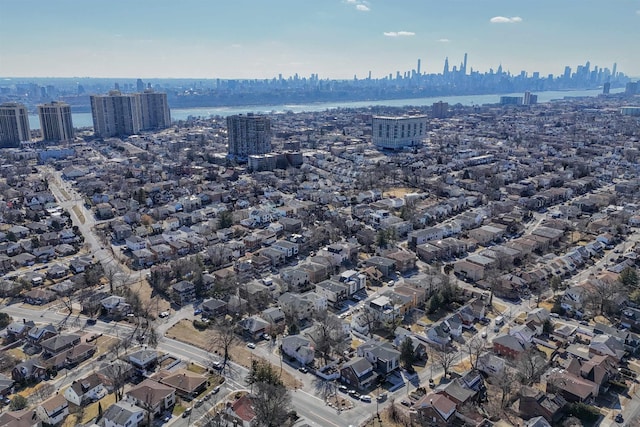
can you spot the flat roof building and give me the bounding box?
[38,101,74,142]
[0,102,30,147]
[372,115,428,150]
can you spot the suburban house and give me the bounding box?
[64,373,109,406]
[12,358,48,383]
[128,349,159,371]
[413,392,457,426]
[518,386,567,423]
[589,335,626,361]
[356,340,400,375]
[103,400,146,427]
[35,394,68,426]
[40,334,81,357]
[340,357,378,391]
[493,334,531,358]
[6,320,35,342]
[201,298,228,318]
[125,379,175,417]
[225,394,256,427]
[545,369,598,403]
[281,335,315,365]
[153,369,207,399]
[0,409,42,427]
[172,280,196,305]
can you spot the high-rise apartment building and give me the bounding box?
[0,102,31,147]
[38,101,74,142]
[91,91,141,138]
[432,101,449,119]
[372,115,428,150]
[91,90,171,138]
[227,114,272,159]
[138,90,171,130]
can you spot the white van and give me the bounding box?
[495,316,504,326]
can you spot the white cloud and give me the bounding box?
[438,38,451,43]
[356,4,370,11]
[636,10,640,15]
[384,31,415,37]
[345,0,357,2]
[490,16,523,24]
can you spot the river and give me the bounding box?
[27,87,622,130]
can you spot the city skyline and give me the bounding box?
[1,0,639,80]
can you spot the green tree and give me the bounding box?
[619,267,638,288]
[376,229,388,248]
[246,360,291,427]
[218,210,233,229]
[0,312,12,329]
[399,337,416,373]
[10,395,28,410]
[542,319,555,335]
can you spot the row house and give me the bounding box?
[278,291,327,320]
[315,280,348,304]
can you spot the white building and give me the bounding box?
[372,115,428,150]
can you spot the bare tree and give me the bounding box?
[308,311,348,364]
[102,361,130,402]
[586,278,622,315]
[493,367,518,408]
[516,348,547,386]
[431,344,457,379]
[465,335,485,370]
[104,266,119,293]
[207,321,239,374]
[30,383,55,404]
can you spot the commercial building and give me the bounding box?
[432,101,449,119]
[0,102,30,147]
[90,91,142,138]
[38,101,74,142]
[227,113,271,160]
[372,115,428,150]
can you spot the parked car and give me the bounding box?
[400,399,411,407]
[182,408,192,418]
[163,413,171,422]
[247,342,256,349]
[615,413,624,423]
[377,393,387,402]
[159,311,170,318]
[360,395,372,402]
[194,308,202,315]
[212,385,221,394]
[338,385,348,393]
[298,366,309,373]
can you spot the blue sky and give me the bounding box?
[1,0,639,79]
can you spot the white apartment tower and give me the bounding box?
[372,115,428,150]
[227,113,272,160]
[90,91,142,138]
[0,102,30,147]
[38,101,74,142]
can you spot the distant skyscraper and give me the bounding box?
[227,114,272,159]
[372,115,428,150]
[138,90,171,130]
[90,90,141,137]
[462,53,468,75]
[136,78,145,92]
[612,63,617,78]
[417,59,421,76]
[443,57,449,76]
[0,102,30,147]
[38,101,74,142]
[603,82,611,95]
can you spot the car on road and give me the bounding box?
[298,366,309,373]
[193,308,202,315]
[182,408,192,418]
[478,317,490,325]
[162,413,171,422]
[159,311,170,318]
[247,342,256,349]
[86,318,97,325]
[194,399,204,408]
[615,413,624,423]
[338,385,348,393]
[212,385,221,394]
[377,393,387,402]
[494,325,500,332]
[360,395,372,402]
[400,399,411,407]
[262,333,271,341]
[481,330,487,338]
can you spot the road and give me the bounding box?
[0,303,371,427]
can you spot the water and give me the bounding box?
[27,88,622,130]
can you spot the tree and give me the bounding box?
[218,210,233,229]
[0,312,12,329]
[10,395,28,410]
[102,361,129,402]
[252,381,292,427]
[30,383,55,404]
[493,368,518,408]
[308,311,348,364]
[516,348,547,386]
[586,278,622,315]
[431,344,457,379]
[465,335,485,370]
[399,337,416,372]
[619,267,638,289]
[207,321,238,374]
[542,319,555,335]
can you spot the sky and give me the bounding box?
[1,0,639,79]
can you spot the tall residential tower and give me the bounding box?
[227,114,272,160]
[0,102,30,147]
[38,101,74,142]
